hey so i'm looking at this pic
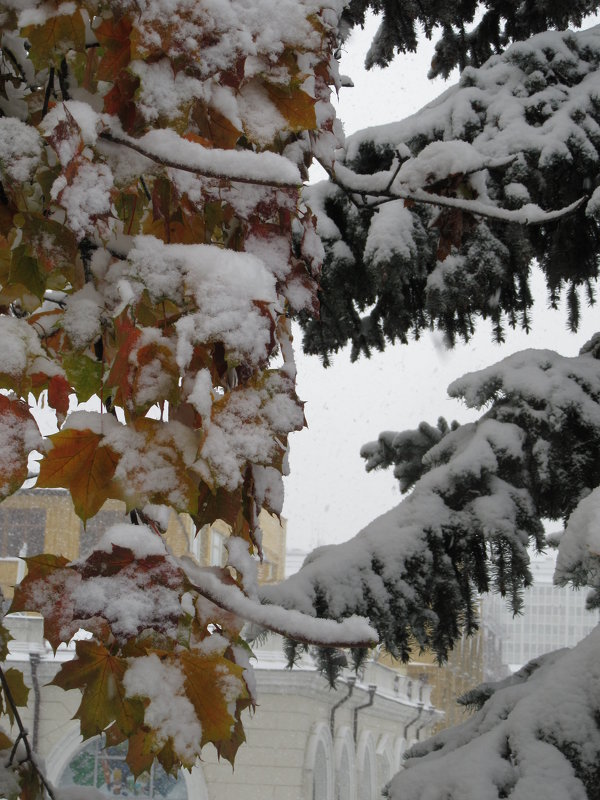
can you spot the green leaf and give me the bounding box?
[9,245,45,300]
[2,668,29,727]
[62,353,103,402]
[22,9,86,70]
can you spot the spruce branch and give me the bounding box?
[365,187,587,224]
[318,156,587,226]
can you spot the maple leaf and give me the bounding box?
[131,338,180,414]
[103,70,143,135]
[47,374,71,424]
[72,542,186,642]
[95,16,133,82]
[44,104,84,169]
[52,640,144,738]
[21,9,86,69]
[190,102,242,149]
[212,706,248,767]
[0,621,12,662]
[194,484,247,532]
[117,418,200,514]
[10,554,81,649]
[0,395,40,500]
[37,428,120,521]
[62,353,103,403]
[265,83,317,132]
[18,214,80,288]
[8,244,45,303]
[179,649,249,747]
[1,669,30,727]
[103,311,140,410]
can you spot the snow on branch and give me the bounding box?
[303,27,600,360]
[179,556,378,648]
[330,160,588,225]
[100,127,302,188]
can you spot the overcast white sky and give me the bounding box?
[282,15,600,552]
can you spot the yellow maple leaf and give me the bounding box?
[52,640,144,739]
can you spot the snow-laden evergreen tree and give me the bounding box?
[302,25,600,361]
[261,14,600,800]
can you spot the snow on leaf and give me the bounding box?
[265,83,317,132]
[179,649,249,748]
[0,394,41,501]
[10,554,81,650]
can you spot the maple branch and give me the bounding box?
[0,666,56,800]
[179,557,378,649]
[99,131,302,189]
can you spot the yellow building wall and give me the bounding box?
[0,489,286,600]
[193,509,286,584]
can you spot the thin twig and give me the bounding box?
[41,67,55,119]
[0,666,56,800]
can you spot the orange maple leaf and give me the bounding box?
[37,428,120,521]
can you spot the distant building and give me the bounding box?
[483,551,600,672]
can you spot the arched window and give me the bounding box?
[334,727,356,800]
[394,737,408,773]
[313,739,329,800]
[376,735,394,792]
[304,723,334,800]
[357,731,377,800]
[59,738,188,800]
